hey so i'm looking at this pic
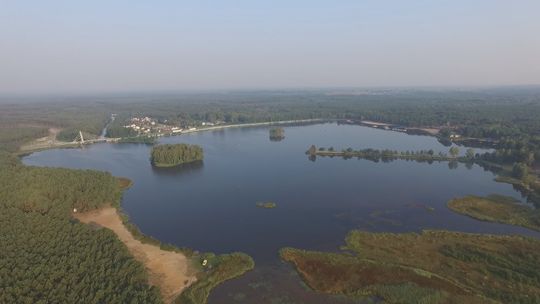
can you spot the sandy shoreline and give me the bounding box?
[74,207,197,303]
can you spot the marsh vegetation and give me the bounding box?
[281,230,540,304]
[448,195,540,231]
[256,201,277,209]
[176,253,254,304]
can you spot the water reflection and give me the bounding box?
[151,161,204,176]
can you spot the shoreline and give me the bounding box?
[74,206,198,303]
[17,118,328,155]
[178,118,326,135]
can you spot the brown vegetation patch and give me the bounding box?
[282,230,540,304]
[281,250,465,295]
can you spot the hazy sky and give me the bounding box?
[1,1,540,94]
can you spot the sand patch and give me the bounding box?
[74,207,197,303]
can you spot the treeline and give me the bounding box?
[0,102,109,147]
[151,144,204,167]
[106,114,138,138]
[0,126,48,152]
[106,125,138,138]
[0,152,162,303]
[2,89,540,152]
[308,146,473,163]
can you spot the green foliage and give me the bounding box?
[313,147,467,164]
[512,162,529,180]
[107,125,139,138]
[448,195,540,231]
[449,146,460,158]
[0,153,162,303]
[175,253,254,304]
[466,148,475,159]
[56,128,81,142]
[0,126,48,152]
[151,144,204,167]
[370,283,447,304]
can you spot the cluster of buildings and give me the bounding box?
[124,117,157,134]
[123,116,217,136]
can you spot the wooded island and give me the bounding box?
[269,127,285,141]
[151,144,204,167]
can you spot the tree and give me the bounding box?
[512,162,529,180]
[449,146,460,158]
[466,148,475,159]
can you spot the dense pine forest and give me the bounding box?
[0,152,162,303]
[151,144,204,167]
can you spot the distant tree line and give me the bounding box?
[308,146,475,163]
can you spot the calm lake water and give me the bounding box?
[23,123,540,304]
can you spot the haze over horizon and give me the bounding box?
[2,1,540,95]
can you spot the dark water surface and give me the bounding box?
[23,123,540,303]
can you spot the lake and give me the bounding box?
[23,123,540,303]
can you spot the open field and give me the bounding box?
[19,128,80,152]
[281,230,540,304]
[75,207,198,303]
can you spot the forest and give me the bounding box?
[0,151,162,303]
[151,144,204,167]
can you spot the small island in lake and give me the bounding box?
[150,143,204,167]
[448,195,540,231]
[269,127,285,141]
[256,201,277,209]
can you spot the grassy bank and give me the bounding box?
[281,230,540,304]
[175,253,255,304]
[448,195,540,231]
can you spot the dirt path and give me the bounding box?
[19,127,76,152]
[74,207,197,303]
